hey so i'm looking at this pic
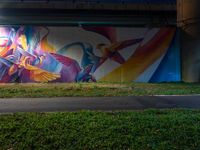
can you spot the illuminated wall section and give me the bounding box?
[0,26,180,83]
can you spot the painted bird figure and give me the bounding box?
[0,55,60,83]
[83,27,143,68]
[96,38,143,67]
[20,57,60,83]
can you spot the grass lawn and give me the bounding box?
[0,82,199,98]
[1,109,200,149]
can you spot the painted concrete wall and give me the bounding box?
[0,26,180,83]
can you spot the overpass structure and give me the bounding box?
[1,0,200,83]
[0,0,176,26]
[0,0,181,84]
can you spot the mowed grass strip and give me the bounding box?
[0,82,199,97]
[1,109,200,150]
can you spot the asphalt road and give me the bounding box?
[0,96,200,113]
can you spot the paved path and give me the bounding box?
[0,96,200,113]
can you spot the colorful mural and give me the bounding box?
[0,26,180,83]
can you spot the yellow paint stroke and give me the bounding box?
[100,28,176,82]
[40,32,55,53]
[20,35,28,50]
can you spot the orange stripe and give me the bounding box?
[100,28,176,82]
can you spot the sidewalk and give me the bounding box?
[0,96,200,113]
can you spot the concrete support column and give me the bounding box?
[178,0,200,82]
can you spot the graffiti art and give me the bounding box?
[0,26,180,83]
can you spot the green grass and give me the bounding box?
[1,109,200,149]
[0,82,199,98]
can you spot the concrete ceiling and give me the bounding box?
[0,0,176,26]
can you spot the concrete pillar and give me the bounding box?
[178,0,200,82]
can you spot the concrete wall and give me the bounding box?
[0,26,180,83]
[178,0,200,82]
